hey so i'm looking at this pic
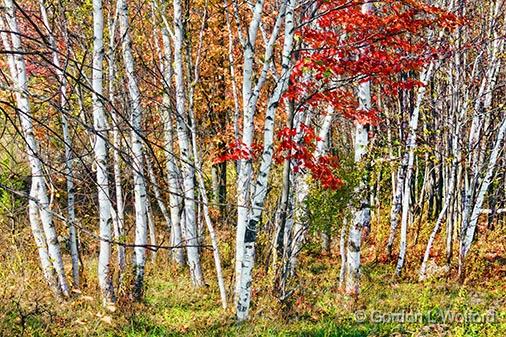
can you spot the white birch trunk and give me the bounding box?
[287,175,308,277]
[387,152,407,256]
[344,2,372,295]
[107,2,126,280]
[459,10,504,277]
[92,0,115,303]
[173,0,204,286]
[278,111,304,296]
[2,0,70,297]
[28,190,60,292]
[345,120,369,295]
[224,0,241,142]
[395,62,435,276]
[146,192,157,262]
[158,21,185,266]
[118,0,149,299]
[39,0,80,287]
[236,0,295,320]
[460,3,504,271]
[461,44,502,234]
[234,0,267,305]
[460,117,506,264]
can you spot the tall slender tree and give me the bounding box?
[118,0,149,299]
[0,3,70,297]
[92,0,115,303]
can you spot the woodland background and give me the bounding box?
[0,0,504,335]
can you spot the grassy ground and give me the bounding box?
[1,253,504,336]
[0,222,504,336]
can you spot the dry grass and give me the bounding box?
[0,217,504,336]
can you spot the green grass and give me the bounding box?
[5,261,500,337]
[1,265,504,336]
[0,226,504,336]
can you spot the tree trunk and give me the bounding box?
[118,0,149,299]
[157,17,185,266]
[107,2,126,282]
[235,0,295,320]
[395,62,435,276]
[3,0,72,297]
[39,0,80,287]
[344,1,373,296]
[234,0,267,310]
[173,0,204,286]
[460,117,506,277]
[92,0,115,303]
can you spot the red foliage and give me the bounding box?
[275,124,343,190]
[212,140,262,164]
[286,0,460,122]
[214,0,460,191]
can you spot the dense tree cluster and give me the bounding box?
[0,0,504,322]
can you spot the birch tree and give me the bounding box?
[38,0,80,286]
[345,1,372,295]
[0,4,70,297]
[235,0,297,320]
[118,0,149,298]
[460,104,505,278]
[173,0,204,286]
[92,0,115,303]
[233,0,266,306]
[458,0,504,278]
[153,4,186,266]
[395,63,435,276]
[107,0,126,281]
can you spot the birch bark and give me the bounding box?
[107,1,126,279]
[157,17,186,266]
[395,62,435,276]
[234,0,266,305]
[345,1,372,295]
[92,0,115,303]
[460,117,506,272]
[5,0,71,297]
[236,0,296,320]
[458,0,504,278]
[0,13,62,296]
[118,0,149,298]
[39,0,80,287]
[173,0,204,286]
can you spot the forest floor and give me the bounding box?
[0,223,505,336]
